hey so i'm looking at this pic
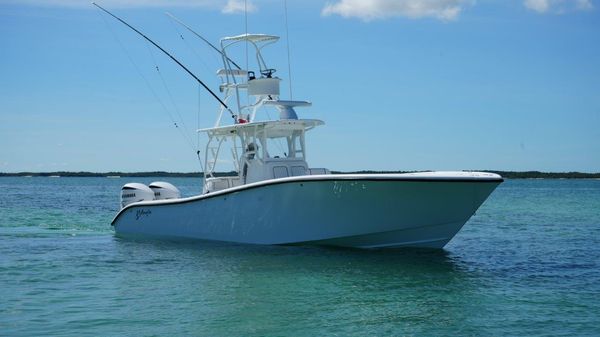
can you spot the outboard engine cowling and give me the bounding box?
[149,181,181,200]
[120,183,154,209]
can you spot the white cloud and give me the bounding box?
[575,0,594,10]
[524,0,550,12]
[222,0,257,14]
[321,0,472,21]
[524,0,594,13]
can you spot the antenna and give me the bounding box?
[245,0,249,72]
[92,3,235,119]
[165,12,242,70]
[284,0,293,99]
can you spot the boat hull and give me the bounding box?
[112,173,502,249]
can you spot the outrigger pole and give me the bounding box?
[92,3,235,119]
[165,12,242,70]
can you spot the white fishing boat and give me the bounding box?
[99,7,502,248]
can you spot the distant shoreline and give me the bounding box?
[1,171,599,179]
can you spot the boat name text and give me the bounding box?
[135,209,152,220]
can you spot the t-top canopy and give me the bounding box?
[198,119,324,138]
[221,33,280,43]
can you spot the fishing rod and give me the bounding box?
[165,12,242,70]
[92,2,236,119]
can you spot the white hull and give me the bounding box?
[112,172,502,249]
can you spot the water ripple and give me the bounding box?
[1,177,599,336]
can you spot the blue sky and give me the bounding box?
[0,0,598,173]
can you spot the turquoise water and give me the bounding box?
[1,177,599,336]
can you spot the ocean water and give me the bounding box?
[1,177,599,336]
